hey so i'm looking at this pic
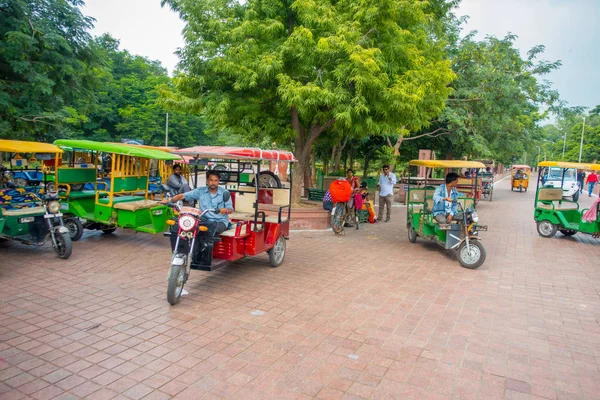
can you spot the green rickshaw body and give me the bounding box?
[53,140,180,237]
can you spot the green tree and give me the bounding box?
[77,34,209,147]
[162,0,455,202]
[0,0,101,140]
[389,33,560,166]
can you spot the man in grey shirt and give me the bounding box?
[167,164,191,194]
[377,164,396,222]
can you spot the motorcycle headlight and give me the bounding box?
[48,201,60,214]
[178,215,196,232]
[471,211,479,223]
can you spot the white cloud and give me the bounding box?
[83,0,185,75]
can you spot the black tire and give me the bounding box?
[54,232,72,259]
[213,165,231,183]
[331,203,345,235]
[572,191,579,202]
[268,236,286,267]
[489,187,493,201]
[250,171,282,188]
[46,181,56,193]
[102,227,117,235]
[408,227,417,243]
[560,229,577,237]
[64,217,83,241]
[537,220,557,238]
[519,185,523,193]
[167,264,186,305]
[511,187,514,191]
[457,240,486,269]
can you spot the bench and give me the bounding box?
[307,188,326,201]
[113,199,162,211]
[536,187,578,210]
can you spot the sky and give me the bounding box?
[83,0,599,111]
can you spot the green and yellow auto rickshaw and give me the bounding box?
[0,140,72,258]
[534,161,600,239]
[406,160,488,269]
[53,140,182,240]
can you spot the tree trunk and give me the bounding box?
[290,107,335,204]
[363,155,371,180]
[310,152,316,188]
[329,143,337,173]
[333,135,349,173]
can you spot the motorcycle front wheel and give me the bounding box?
[167,263,186,305]
[54,232,72,259]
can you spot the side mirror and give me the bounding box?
[222,190,231,203]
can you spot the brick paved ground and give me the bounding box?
[1,177,600,400]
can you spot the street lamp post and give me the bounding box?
[536,146,540,170]
[578,117,586,163]
[562,130,567,159]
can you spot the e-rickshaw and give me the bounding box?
[164,146,294,305]
[511,164,531,192]
[534,161,600,238]
[53,140,181,240]
[0,140,72,258]
[406,160,488,269]
[475,159,495,201]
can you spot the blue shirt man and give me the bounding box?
[163,170,233,235]
[432,172,463,223]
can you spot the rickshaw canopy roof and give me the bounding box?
[512,164,531,169]
[0,140,63,154]
[408,160,486,168]
[174,146,296,162]
[54,140,181,160]
[538,161,600,171]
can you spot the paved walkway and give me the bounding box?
[1,178,600,400]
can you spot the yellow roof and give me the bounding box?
[538,161,600,171]
[409,160,486,169]
[511,164,531,169]
[0,140,63,154]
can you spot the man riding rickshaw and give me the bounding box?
[511,165,530,192]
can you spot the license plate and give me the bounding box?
[153,209,163,216]
[60,204,69,211]
[19,217,35,223]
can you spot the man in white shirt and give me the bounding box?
[377,164,396,222]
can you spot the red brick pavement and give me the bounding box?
[1,177,600,399]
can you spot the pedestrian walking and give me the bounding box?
[376,164,396,222]
[586,170,599,196]
[577,170,585,194]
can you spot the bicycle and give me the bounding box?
[331,200,359,235]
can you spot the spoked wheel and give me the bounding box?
[251,171,282,188]
[14,178,28,187]
[457,240,486,269]
[268,236,286,267]
[64,217,84,241]
[331,203,345,235]
[167,264,186,305]
[560,229,577,237]
[53,232,72,259]
[408,227,417,243]
[537,220,557,238]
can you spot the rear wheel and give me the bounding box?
[167,264,185,305]
[489,187,493,201]
[537,220,557,238]
[408,227,417,243]
[331,203,345,235]
[457,240,486,269]
[560,229,577,237]
[268,236,286,267]
[64,217,83,241]
[54,232,72,259]
[519,185,523,193]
